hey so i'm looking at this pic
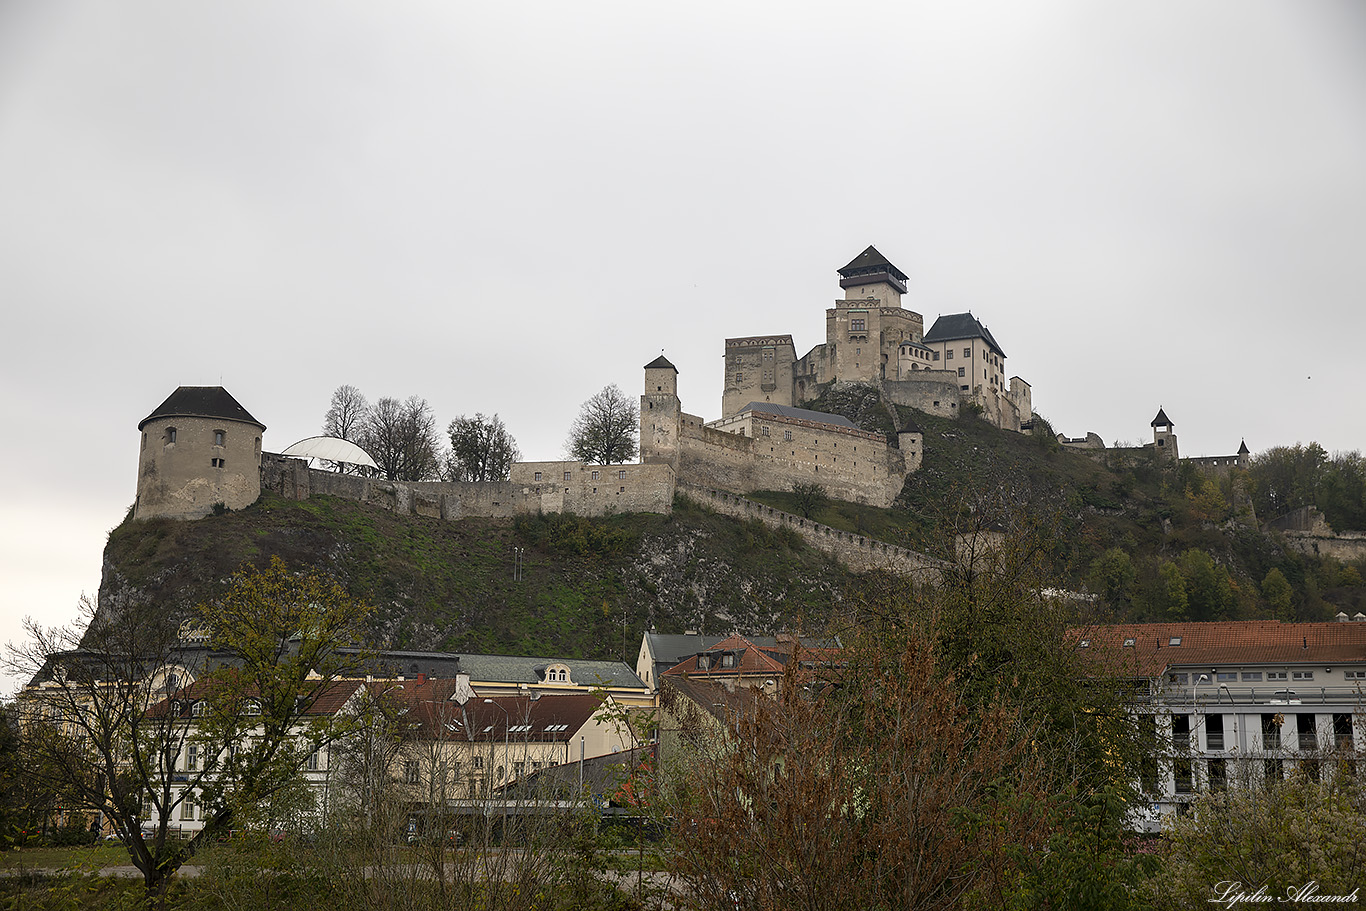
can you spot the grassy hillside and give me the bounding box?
[102,492,858,660]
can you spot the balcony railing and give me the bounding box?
[1153,685,1366,707]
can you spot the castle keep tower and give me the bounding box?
[135,386,266,519]
[836,244,908,307]
[721,335,797,419]
[826,245,923,385]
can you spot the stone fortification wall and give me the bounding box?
[679,484,944,578]
[262,455,674,519]
[1270,506,1333,535]
[1267,508,1366,560]
[881,374,963,419]
[674,413,758,495]
[510,461,676,515]
[1184,454,1248,477]
[673,410,906,508]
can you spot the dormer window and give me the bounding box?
[1169,637,1182,646]
[720,652,737,668]
[545,663,572,685]
[244,699,261,715]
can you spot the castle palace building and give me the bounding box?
[722,246,1032,432]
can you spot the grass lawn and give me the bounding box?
[0,843,132,872]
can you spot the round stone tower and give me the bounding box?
[135,386,266,520]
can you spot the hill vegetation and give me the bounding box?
[102,492,856,659]
[100,385,1366,658]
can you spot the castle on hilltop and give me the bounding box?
[1059,407,1250,477]
[723,245,1033,431]
[129,246,1031,543]
[640,354,916,508]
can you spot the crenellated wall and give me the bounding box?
[679,484,944,578]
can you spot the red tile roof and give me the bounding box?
[662,634,789,678]
[148,679,364,718]
[1070,621,1366,677]
[372,679,606,742]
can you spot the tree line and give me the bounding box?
[319,383,640,483]
[1244,443,1366,533]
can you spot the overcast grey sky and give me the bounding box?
[3,1,1364,674]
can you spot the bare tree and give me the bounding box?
[321,385,372,474]
[322,385,370,442]
[361,395,442,482]
[566,384,638,465]
[664,637,1051,911]
[7,559,372,901]
[791,481,828,519]
[445,413,520,482]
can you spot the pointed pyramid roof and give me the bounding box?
[139,386,264,431]
[1151,408,1173,428]
[643,355,677,372]
[838,245,908,283]
[1238,440,1250,455]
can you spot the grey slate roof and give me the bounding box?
[458,653,645,688]
[643,355,677,371]
[838,245,909,282]
[922,313,1006,357]
[1151,408,1173,428]
[338,649,645,689]
[739,401,859,430]
[139,386,265,431]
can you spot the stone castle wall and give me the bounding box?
[261,455,675,519]
[698,409,906,507]
[259,454,934,577]
[1275,507,1366,562]
[881,373,965,419]
[679,484,944,578]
